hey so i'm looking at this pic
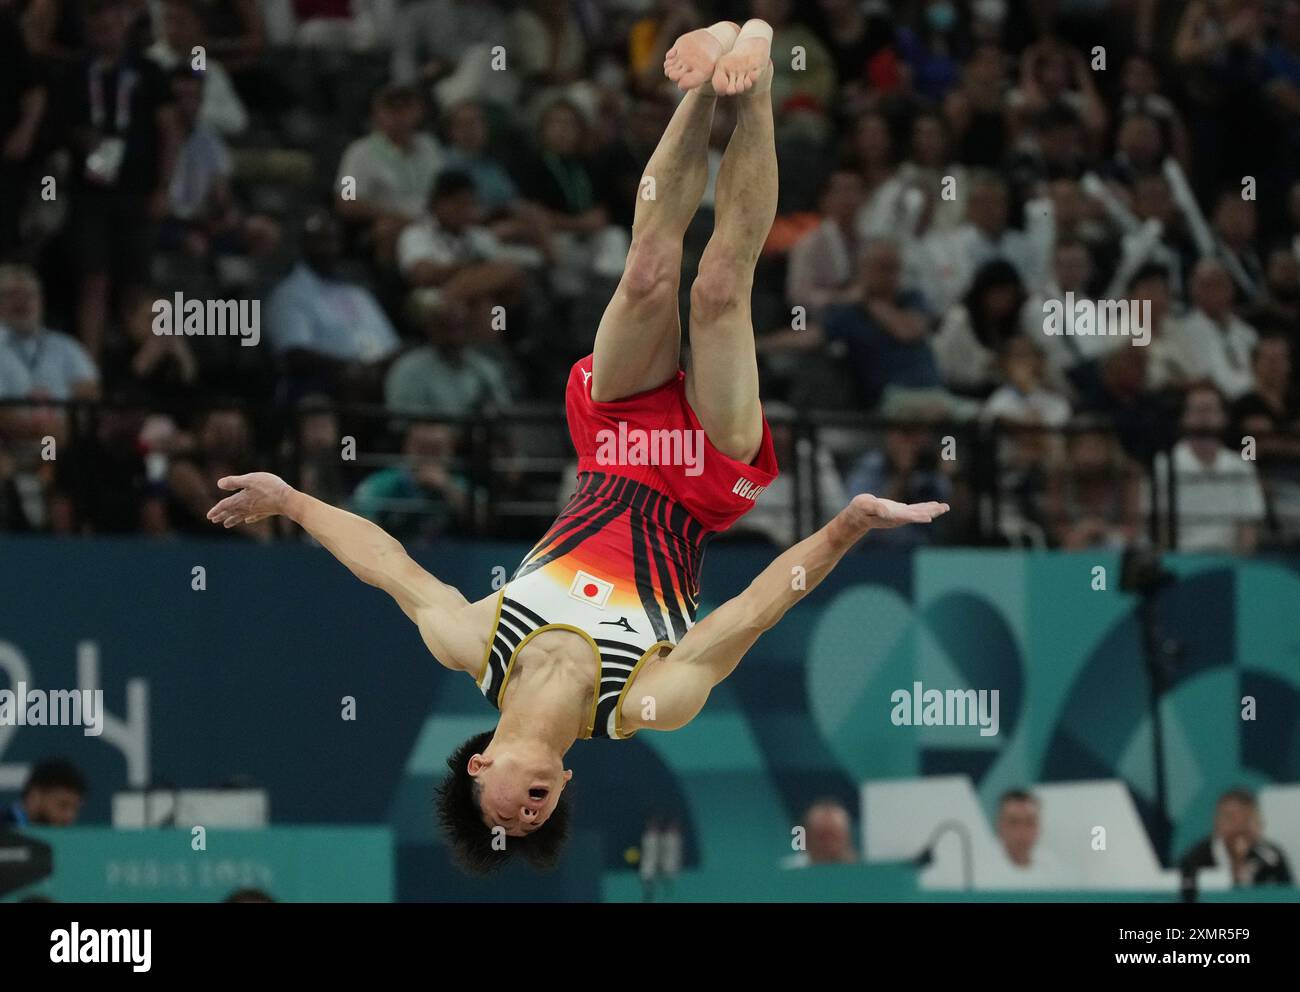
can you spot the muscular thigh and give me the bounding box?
[590,242,684,402]
[684,308,764,464]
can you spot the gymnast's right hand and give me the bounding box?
[206,472,295,528]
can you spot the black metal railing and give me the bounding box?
[2,398,1297,553]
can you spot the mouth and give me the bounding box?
[528,786,549,803]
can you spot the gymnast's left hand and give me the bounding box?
[206,472,295,528]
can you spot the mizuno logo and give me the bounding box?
[599,617,637,633]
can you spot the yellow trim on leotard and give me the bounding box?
[476,588,506,688]
[613,640,674,740]
[498,624,604,739]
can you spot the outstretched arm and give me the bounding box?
[626,494,948,732]
[206,473,489,673]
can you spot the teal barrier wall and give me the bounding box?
[3,827,393,902]
[2,537,1298,900]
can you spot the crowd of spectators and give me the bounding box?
[1,0,1299,552]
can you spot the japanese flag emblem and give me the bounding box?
[569,570,613,608]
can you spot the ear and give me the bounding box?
[468,753,490,774]
[562,769,574,784]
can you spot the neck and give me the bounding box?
[496,649,589,748]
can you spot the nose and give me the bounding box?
[521,805,540,822]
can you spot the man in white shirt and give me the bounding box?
[396,170,526,324]
[336,84,445,262]
[982,788,1076,890]
[907,173,1051,314]
[1158,381,1266,553]
[1171,259,1258,401]
[147,0,248,136]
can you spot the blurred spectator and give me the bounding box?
[932,257,1025,396]
[351,420,468,541]
[1074,345,1179,464]
[899,110,967,233]
[288,394,348,507]
[0,264,99,400]
[845,424,953,547]
[851,111,909,240]
[1178,787,1293,887]
[1021,238,1111,385]
[1045,422,1141,549]
[759,0,837,140]
[943,44,1012,170]
[511,98,627,295]
[51,402,169,535]
[161,68,280,262]
[986,788,1072,888]
[908,173,1048,315]
[1210,193,1263,305]
[1172,258,1259,401]
[982,336,1071,428]
[1232,335,1300,543]
[102,293,198,406]
[982,336,1069,545]
[147,0,248,136]
[823,239,936,408]
[224,887,277,902]
[1247,246,1300,329]
[440,100,521,216]
[289,0,394,51]
[167,406,270,538]
[1155,380,1266,554]
[2,758,87,827]
[266,210,401,400]
[0,5,46,259]
[65,0,181,356]
[511,0,588,99]
[385,297,514,418]
[785,168,866,320]
[396,170,529,329]
[786,799,856,867]
[1126,262,1191,393]
[336,84,445,264]
[390,0,508,91]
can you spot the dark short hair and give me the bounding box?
[434,730,572,875]
[1127,261,1170,291]
[23,758,87,798]
[373,83,421,111]
[998,788,1038,810]
[430,170,477,204]
[224,888,276,903]
[1217,787,1258,809]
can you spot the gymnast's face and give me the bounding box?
[468,748,572,837]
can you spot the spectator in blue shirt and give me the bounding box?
[266,210,401,401]
[0,264,100,401]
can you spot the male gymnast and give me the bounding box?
[207,19,948,873]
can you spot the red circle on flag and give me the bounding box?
[583,583,598,598]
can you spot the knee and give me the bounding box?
[621,236,679,304]
[690,258,747,322]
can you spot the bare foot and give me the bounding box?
[712,34,772,96]
[664,27,727,93]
